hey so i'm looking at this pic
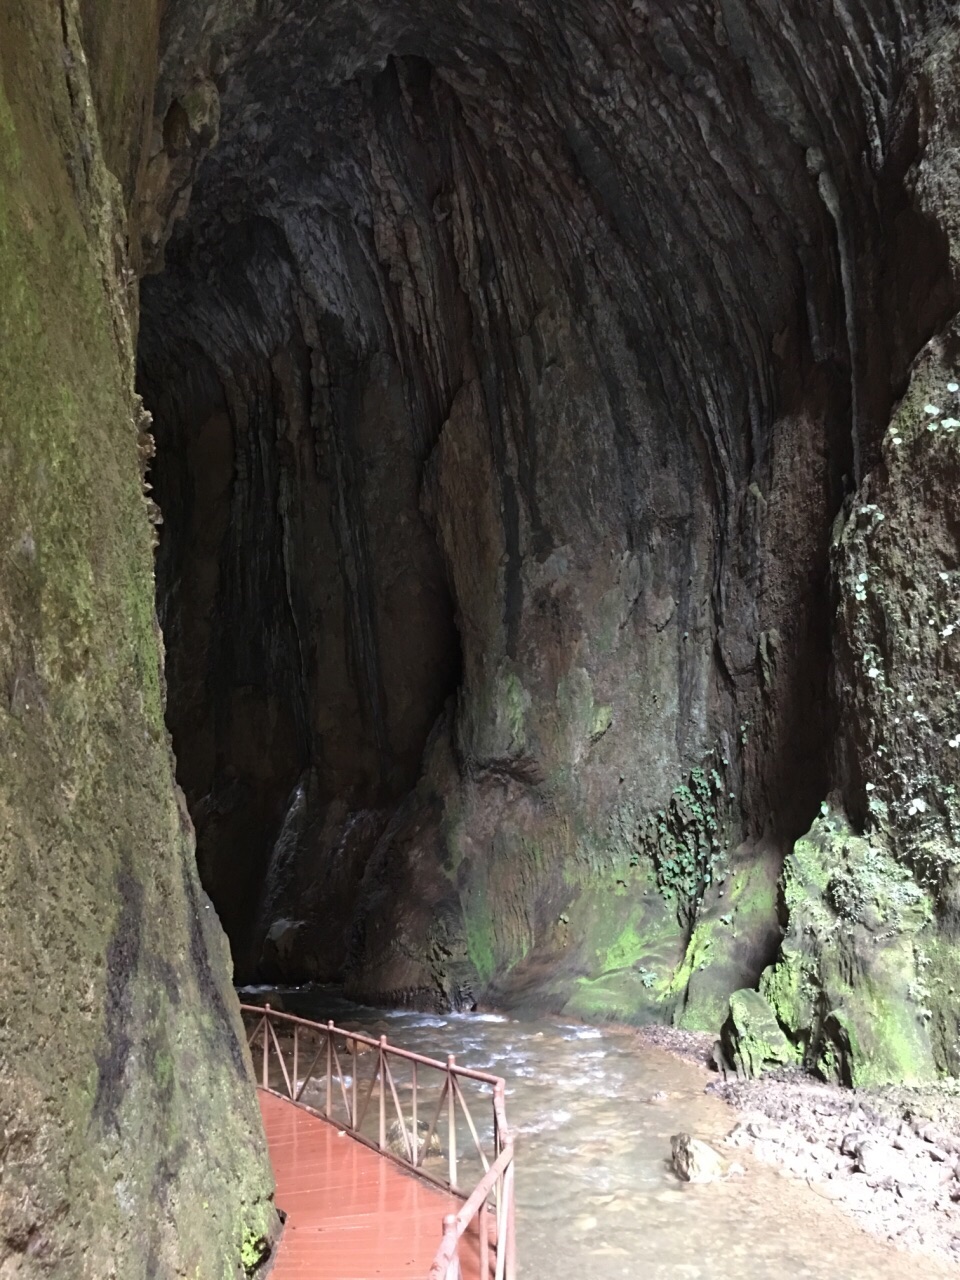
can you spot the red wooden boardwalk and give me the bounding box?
[259,1090,480,1280]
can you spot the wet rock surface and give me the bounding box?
[0,4,278,1277]
[720,988,798,1079]
[137,0,960,1084]
[670,1133,728,1184]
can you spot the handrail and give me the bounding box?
[429,1142,516,1280]
[243,1005,506,1084]
[240,1002,516,1280]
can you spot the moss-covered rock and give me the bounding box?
[0,5,277,1276]
[721,989,798,1078]
[672,852,781,1032]
[759,811,936,1085]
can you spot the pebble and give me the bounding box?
[840,1131,864,1156]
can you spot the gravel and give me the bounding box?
[638,1026,960,1267]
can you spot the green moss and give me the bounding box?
[917,935,960,1075]
[758,811,937,1083]
[155,1051,174,1093]
[664,919,715,998]
[592,704,613,738]
[601,921,646,970]
[240,1225,269,1274]
[722,989,798,1077]
[463,883,497,983]
[561,866,686,1022]
[671,857,779,1032]
[641,763,732,927]
[544,762,775,1029]
[818,954,931,1087]
[760,942,813,1039]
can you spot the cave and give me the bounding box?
[137,0,956,1023]
[7,1,960,1274]
[137,150,466,981]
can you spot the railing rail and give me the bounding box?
[241,1003,517,1280]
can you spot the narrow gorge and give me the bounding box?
[5,1,960,1275]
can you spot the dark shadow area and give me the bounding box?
[137,192,463,981]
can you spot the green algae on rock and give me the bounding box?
[0,3,277,1276]
[757,813,935,1085]
[721,989,798,1079]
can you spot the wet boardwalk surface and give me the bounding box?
[259,1090,479,1280]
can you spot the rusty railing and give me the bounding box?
[240,1003,517,1280]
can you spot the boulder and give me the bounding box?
[671,1134,726,1183]
[853,1138,915,1186]
[720,989,798,1079]
[261,917,307,974]
[385,1119,442,1160]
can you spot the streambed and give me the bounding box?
[244,988,957,1279]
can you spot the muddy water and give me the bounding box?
[249,987,955,1279]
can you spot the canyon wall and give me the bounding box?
[0,3,277,1275]
[138,0,960,1086]
[0,5,948,1182]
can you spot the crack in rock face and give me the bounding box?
[137,0,960,1076]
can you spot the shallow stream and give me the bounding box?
[246,987,955,1279]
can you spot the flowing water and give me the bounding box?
[245,986,956,1280]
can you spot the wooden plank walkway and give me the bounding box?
[259,1090,480,1280]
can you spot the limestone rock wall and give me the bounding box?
[754,24,960,1086]
[0,3,277,1275]
[137,0,960,1080]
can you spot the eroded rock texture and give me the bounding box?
[138,1,960,1079]
[0,3,276,1276]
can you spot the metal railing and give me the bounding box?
[241,1003,516,1280]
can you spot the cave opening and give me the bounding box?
[16,5,960,1276]
[138,21,861,1007]
[137,59,469,984]
[135,3,957,1020]
[137,22,852,1007]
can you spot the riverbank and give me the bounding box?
[637,1026,960,1267]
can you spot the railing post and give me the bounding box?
[447,1055,457,1189]
[479,1200,490,1279]
[504,1155,517,1280]
[326,1021,334,1118]
[352,1036,358,1130]
[412,1060,419,1166]
[379,1036,387,1150]
[292,1024,299,1101]
[262,1004,270,1090]
[442,1213,461,1280]
[495,1178,506,1280]
[494,1080,503,1157]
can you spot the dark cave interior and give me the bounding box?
[137,4,956,1005]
